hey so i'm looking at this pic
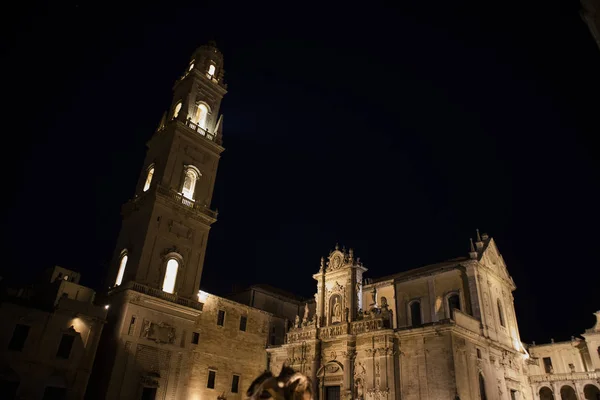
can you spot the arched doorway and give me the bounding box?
[539,386,555,400]
[584,384,600,400]
[559,385,577,400]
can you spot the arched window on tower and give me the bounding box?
[162,259,179,294]
[193,103,209,131]
[115,251,128,287]
[479,373,488,400]
[188,60,195,72]
[409,300,422,327]
[497,299,506,327]
[207,64,216,79]
[172,101,182,120]
[143,165,154,192]
[447,293,461,319]
[181,166,200,200]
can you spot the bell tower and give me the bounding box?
[108,41,227,299]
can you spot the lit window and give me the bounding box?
[115,254,128,286]
[162,259,179,294]
[143,166,154,192]
[193,103,209,130]
[173,102,182,119]
[188,62,195,71]
[208,64,216,77]
[182,167,200,200]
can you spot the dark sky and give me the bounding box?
[2,2,599,345]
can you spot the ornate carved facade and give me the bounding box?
[267,238,600,400]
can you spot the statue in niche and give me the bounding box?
[380,296,388,309]
[142,320,152,338]
[295,315,300,328]
[357,308,364,320]
[332,297,342,323]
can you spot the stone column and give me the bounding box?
[427,277,437,322]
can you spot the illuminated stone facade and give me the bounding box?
[88,43,273,400]
[83,43,600,400]
[266,238,600,400]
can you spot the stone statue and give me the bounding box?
[295,315,300,328]
[142,320,152,338]
[380,296,388,310]
[332,297,342,323]
[371,287,378,305]
[303,303,309,323]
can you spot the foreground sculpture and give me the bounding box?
[247,366,313,400]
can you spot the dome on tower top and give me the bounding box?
[187,41,225,87]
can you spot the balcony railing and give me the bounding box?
[529,371,598,384]
[185,119,216,141]
[128,282,204,311]
[156,185,218,220]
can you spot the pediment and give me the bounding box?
[481,239,514,287]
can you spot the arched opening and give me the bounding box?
[207,64,216,78]
[478,373,487,400]
[410,301,422,326]
[181,167,200,200]
[447,293,460,319]
[162,259,179,294]
[188,60,195,71]
[143,166,154,192]
[539,387,555,400]
[172,101,182,119]
[497,299,506,327]
[115,252,128,286]
[193,103,209,130]
[559,385,577,400]
[584,384,600,400]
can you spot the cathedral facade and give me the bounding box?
[82,42,600,400]
[266,240,600,400]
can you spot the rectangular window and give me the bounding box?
[543,357,553,373]
[128,316,136,336]
[192,332,200,344]
[231,374,240,393]
[217,310,225,326]
[476,348,482,359]
[56,334,75,359]
[207,370,216,389]
[8,324,30,351]
[510,389,518,400]
[239,316,247,331]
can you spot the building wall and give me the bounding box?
[0,297,106,400]
[91,287,270,400]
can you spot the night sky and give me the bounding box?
[3,2,599,345]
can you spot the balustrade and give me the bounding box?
[529,371,598,383]
[127,282,204,311]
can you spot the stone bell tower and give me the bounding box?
[107,41,227,299]
[314,245,368,327]
[89,42,229,400]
